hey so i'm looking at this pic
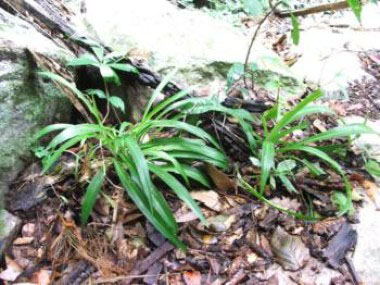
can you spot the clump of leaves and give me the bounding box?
[35,67,227,249]
[239,90,375,217]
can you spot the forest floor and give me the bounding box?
[1,1,380,284]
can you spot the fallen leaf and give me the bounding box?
[32,269,51,285]
[0,257,23,281]
[190,190,224,212]
[206,214,236,232]
[204,163,236,192]
[22,223,36,237]
[183,270,202,285]
[362,179,380,208]
[270,197,301,211]
[13,237,34,246]
[271,226,310,271]
[313,119,327,132]
[202,234,218,245]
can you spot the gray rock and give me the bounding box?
[73,0,304,93]
[0,210,21,255]
[0,8,73,190]
[353,201,380,285]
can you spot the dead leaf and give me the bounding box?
[206,214,236,232]
[0,257,23,281]
[32,269,51,285]
[183,270,202,285]
[204,163,236,192]
[175,205,198,223]
[13,237,34,246]
[271,226,310,271]
[362,179,380,208]
[270,197,301,211]
[22,223,36,237]
[313,119,327,132]
[190,190,224,212]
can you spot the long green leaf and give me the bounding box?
[34,124,72,141]
[144,150,189,185]
[268,90,323,141]
[149,120,220,149]
[142,68,178,121]
[145,89,190,121]
[280,145,353,214]
[124,136,154,210]
[149,163,206,223]
[67,54,99,66]
[38,72,101,122]
[142,138,228,169]
[47,124,103,150]
[108,63,139,74]
[43,135,89,172]
[114,160,185,249]
[347,0,362,21]
[81,169,106,226]
[293,124,374,146]
[161,165,211,188]
[260,141,275,194]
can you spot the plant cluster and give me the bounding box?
[36,53,229,249]
[35,44,377,248]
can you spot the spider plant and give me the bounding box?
[240,90,375,216]
[35,70,227,249]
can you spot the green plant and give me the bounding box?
[67,44,139,122]
[239,90,375,216]
[35,68,228,249]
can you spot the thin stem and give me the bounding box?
[243,3,282,88]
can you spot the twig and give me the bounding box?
[271,0,351,18]
[243,3,281,88]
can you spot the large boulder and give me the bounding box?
[71,0,303,92]
[0,8,73,195]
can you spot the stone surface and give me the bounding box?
[0,210,22,255]
[353,200,380,285]
[0,8,73,191]
[343,116,380,162]
[74,0,303,91]
[290,3,380,98]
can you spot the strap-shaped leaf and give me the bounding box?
[149,163,206,223]
[81,169,106,226]
[124,136,154,211]
[114,160,185,249]
[260,141,275,194]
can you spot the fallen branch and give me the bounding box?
[270,0,351,18]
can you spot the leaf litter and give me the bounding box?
[2,3,379,285]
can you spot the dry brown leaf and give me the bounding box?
[175,205,198,223]
[271,226,310,271]
[362,179,380,208]
[204,163,236,192]
[313,118,327,132]
[13,237,34,246]
[206,214,236,233]
[190,190,224,212]
[270,197,301,211]
[32,269,51,285]
[22,223,36,237]
[0,256,23,282]
[183,270,202,285]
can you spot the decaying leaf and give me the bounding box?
[183,270,202,285]
[0,257,23,282]
[271,226,309,271]
[204,163,236,192]
[206,214,236,233]
[190,190,224,212]
[270,197,301,211]
[362,179,380,208]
